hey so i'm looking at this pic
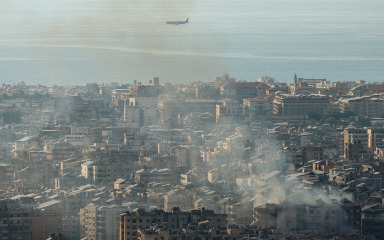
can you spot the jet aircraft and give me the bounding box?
[166,18,189,25]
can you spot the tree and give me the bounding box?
[308,111,322,121]
[323,116,339,125]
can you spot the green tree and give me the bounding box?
[308,111,322,121]
[323,116,339,125]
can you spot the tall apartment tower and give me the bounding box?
[153,77,159,88]
[0,199,32,240]
[80,203,125,240]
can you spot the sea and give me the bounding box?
[0,0,383,85]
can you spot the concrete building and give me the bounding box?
[61,215,80,240]
[134,168,175,185]
[273,94,331,116]
[344,127,370,147]
[195,84,218,99]
[158,99,217,121]
[368,128,384,150]
[215,99,242,123]
[80,203,125,240]
[120,208,227,240]
[300,132,313,146]
[130,77,162,98]
[253,201,346,234]
[339,95,384,118]
[0,199,32,240]
[172,145,202,167]
[64,134,90,146]
[81,160,113,184]
[70,126,89,135]
[243,98,272,118]
[220,82,270,100]
[123,103,141,125]
[290,82,316,95]
[164,190,190,212]
[31,209,62,240]
[297,78,327,85]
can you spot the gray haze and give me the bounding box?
[0,0,383,85]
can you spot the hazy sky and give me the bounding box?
[1,0,383,84]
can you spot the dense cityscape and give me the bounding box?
[1,74,384,239]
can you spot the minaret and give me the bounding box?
[294,74,297,84]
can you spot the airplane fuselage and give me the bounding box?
[166,18,189,25]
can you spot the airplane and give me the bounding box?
[166,18,189,25]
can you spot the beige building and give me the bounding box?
[220,82,270,100]
[172,145,202,167]
[123,97,159,126]
[123,105,141,124]
[243,98,272,118]
[80,203,125,240]
[273,94,330,116]
[290,82,316,95]
[164,190,189,212]
[344,127,384,153]
[339,95,384,118]
[216,99,242,123]
[81,160,113,184]
[343,127,379,160]
[368,128,384,150]
[31,209,62,240]
[127,97,158,107]
[344,127,369,147]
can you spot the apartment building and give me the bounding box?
[216,99,242,123]
[158,99,217,120]
[81,160,113,184]
[220,82,270,100]
[0,199,32,240]
[243,98,272,118]
[273,94,330,116]
[120,208,227,240]
[253,201,345,234]
[339,95,384,118]
[80,203,125,240]
[31,209,62,240]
